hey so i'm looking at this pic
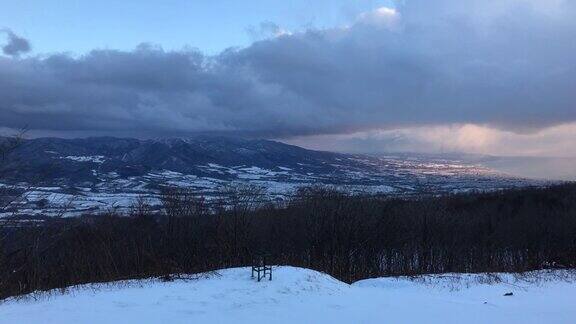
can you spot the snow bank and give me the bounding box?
[1,267,575,324]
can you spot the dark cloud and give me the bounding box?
[1,29,31,57]
[0,0,575,138]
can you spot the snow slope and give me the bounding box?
[1,267,574,324]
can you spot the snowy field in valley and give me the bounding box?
[1,267,574,324]
[2,147,543,218]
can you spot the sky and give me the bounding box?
[1,0,576,171]
[0,0,395,54]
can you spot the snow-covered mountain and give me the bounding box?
[0,136,543,216]
[1,266,574,324]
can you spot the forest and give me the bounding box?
[1,183,575,300]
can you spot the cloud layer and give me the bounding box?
[1,0,575,139]
[1,29,31,57]
[286,123,576,157]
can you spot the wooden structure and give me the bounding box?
[251,254,272,282]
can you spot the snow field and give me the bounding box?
[1,267,575,324]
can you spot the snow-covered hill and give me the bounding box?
[1,267,574,324]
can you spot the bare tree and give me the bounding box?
[0,129,26,285]
[161,187,207,235]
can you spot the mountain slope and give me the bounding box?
[1,136,348,183]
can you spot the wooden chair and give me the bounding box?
[251,254,272,281]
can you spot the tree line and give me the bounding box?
[1,183,576,299]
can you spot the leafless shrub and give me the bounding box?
[129,195,155,218]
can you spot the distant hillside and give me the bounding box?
[0,136,347,183]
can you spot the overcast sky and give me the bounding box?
[1,0,575,163]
